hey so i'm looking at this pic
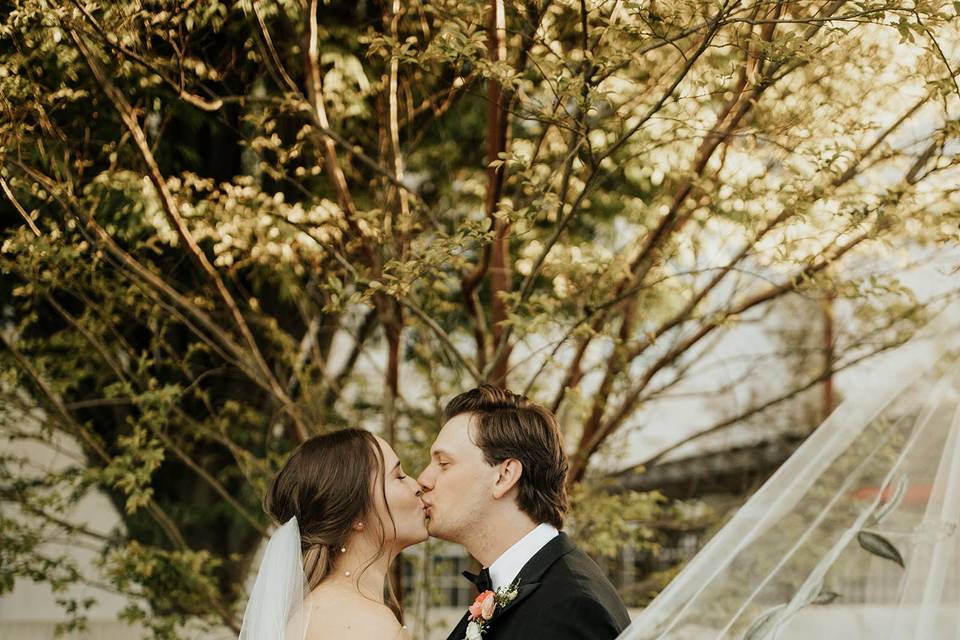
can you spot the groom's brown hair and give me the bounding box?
[443,385,569,528]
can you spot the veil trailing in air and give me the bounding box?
[618,299,960,640]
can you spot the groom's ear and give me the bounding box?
[491,459,523,499]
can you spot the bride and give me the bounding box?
[239,428,428,640]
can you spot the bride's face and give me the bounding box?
[370,435,429,551]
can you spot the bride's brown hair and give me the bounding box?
[264,428,402,620]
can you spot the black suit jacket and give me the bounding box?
[446,532,631,640]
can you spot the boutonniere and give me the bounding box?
[463,579,520,639]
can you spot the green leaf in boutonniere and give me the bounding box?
[495,578,520,607]
[462,579,524,638]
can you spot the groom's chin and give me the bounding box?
[424,520,447,541]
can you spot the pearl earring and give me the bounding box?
[340,546,346,553]
[344,570,351,577]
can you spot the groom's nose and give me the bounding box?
[416,466,433,491]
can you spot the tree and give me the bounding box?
[2,0,958,636]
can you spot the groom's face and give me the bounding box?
[417,413,496,543]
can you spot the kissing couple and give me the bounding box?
[239,385,631,640]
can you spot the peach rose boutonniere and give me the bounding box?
[463,580,520,640]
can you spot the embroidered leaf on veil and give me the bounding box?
[616,301,960,640]
[856,531,905,568]
[811,590,840,605]
[742,604,785,640]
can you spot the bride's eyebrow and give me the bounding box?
[391,461,402,473]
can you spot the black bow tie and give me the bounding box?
[462,567,492,593]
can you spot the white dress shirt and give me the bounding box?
[487,523,560,591]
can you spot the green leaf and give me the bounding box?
[857,531,904,568]
[812,591,841,605]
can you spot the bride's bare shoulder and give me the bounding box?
[304,590,403,640]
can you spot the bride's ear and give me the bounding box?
[492,459,522,499]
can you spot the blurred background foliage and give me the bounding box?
[1,0,959,636]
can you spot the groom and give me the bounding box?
[417,385,630,640]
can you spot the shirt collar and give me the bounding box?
[487,523,559,592]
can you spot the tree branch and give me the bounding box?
[305,0,373,258]
[43,295,268,536]
[386,0,411,249]
[320,307,380,409]
[636,308,934,469]
[1,175,41,236]
[464,0,552,382]
[0,331,188,550]
[68,29,309,443]
[68,0,223,111]
[568,226,871,484]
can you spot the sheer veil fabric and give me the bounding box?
[239,517,309,640]
[618,300,960,640]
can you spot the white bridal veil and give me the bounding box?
[618,299,960,640]
[239,516,309,640]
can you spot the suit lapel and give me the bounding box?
[446,533,578,639]
[489,532,577,623]
[489,579,539,620]
[445,611,471,640]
